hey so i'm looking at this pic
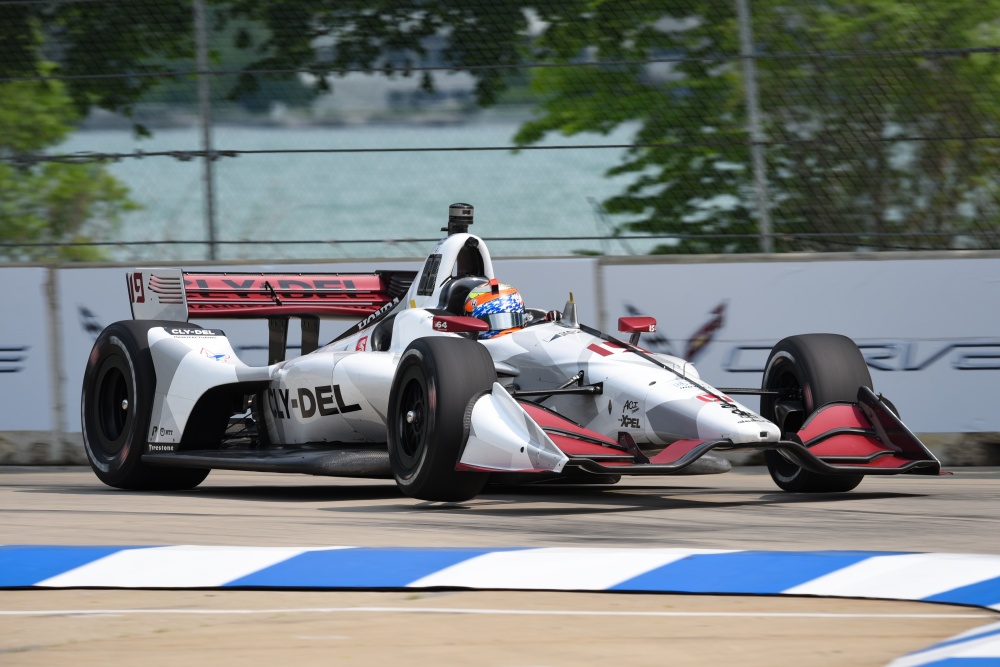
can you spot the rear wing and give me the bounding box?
[127,269,416,362]
[127,269,415,321]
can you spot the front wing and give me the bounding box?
[460,386,940,478]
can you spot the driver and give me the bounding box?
[463,279,525,339]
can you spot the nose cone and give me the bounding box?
[644,388,780,445]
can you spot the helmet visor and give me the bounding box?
[480,311,524,331]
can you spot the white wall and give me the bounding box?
[599,256,1000,433]
[0,268,54,430]
[3,253,997,434]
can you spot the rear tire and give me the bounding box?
[760,334,870,493]
[82,321,209,490]
[387,337,496,501]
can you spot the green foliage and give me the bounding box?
[515,0,1000,252]
[222,0,531,107]
[139,16,316,114]
[0,1,531,118]
[0,62,137,262]
[4,1,1000,254]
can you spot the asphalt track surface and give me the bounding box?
[3,465,1000,666]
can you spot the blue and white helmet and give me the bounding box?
[464,280,525,339]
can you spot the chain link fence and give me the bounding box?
[2,0,1000,262]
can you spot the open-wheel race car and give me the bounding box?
[82,204,941,501]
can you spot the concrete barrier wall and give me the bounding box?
[2,251,998,465]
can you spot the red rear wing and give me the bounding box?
[128,268,416,321]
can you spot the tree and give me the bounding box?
[0,62,136,262]
[513,0,1000,252]
[0,1,530,123]
[4,1,1000,254]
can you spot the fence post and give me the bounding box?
[736,0,773,253]
[194,0,218,260]
[45,266,66,461]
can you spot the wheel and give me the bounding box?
[760,333,871,493]
[81,320,210,490]
[387,336,496,501]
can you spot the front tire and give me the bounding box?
[760,334,871,493]
[387,337,496,501]
[82,321,209,490]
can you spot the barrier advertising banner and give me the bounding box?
[0,268,53,430]
[600,256,1000,433]
[0,254,995,434]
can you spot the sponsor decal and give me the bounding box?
[619,399,642,428]
[167,328,220,337]
[859,342,1000,372]
[199,347,230,362]
[78,305,103,340]
[268,384,362,420]
[356,336,368,351]
[717,401,759,420]
[619,414,641,428]
[684,303,726,362]
[546,330,582,342]
[0,345,29,373]
[696,393,734,403]
[147,443,177,453]
[360,298,397,328]
[672,380,697,390]
[621,301,726,362]
[186,276,364,299]
[722,341,1000,373]
[341,297,400,339]
[127,272,145,304]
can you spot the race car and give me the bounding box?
[81,203,941,501]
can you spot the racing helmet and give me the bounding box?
[464,279,525,339]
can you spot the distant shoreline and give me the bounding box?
[79,105,537,132]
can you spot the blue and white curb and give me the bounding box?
[888,621,1000,667]
[3,546,1000,665]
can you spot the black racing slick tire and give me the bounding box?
[81,320,210,490]
[760,334,871,494]
[387,337,497,502]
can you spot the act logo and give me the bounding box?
[619,399,641,428]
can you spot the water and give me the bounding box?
[59,117,650,261]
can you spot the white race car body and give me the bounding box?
[82,208,940,499]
